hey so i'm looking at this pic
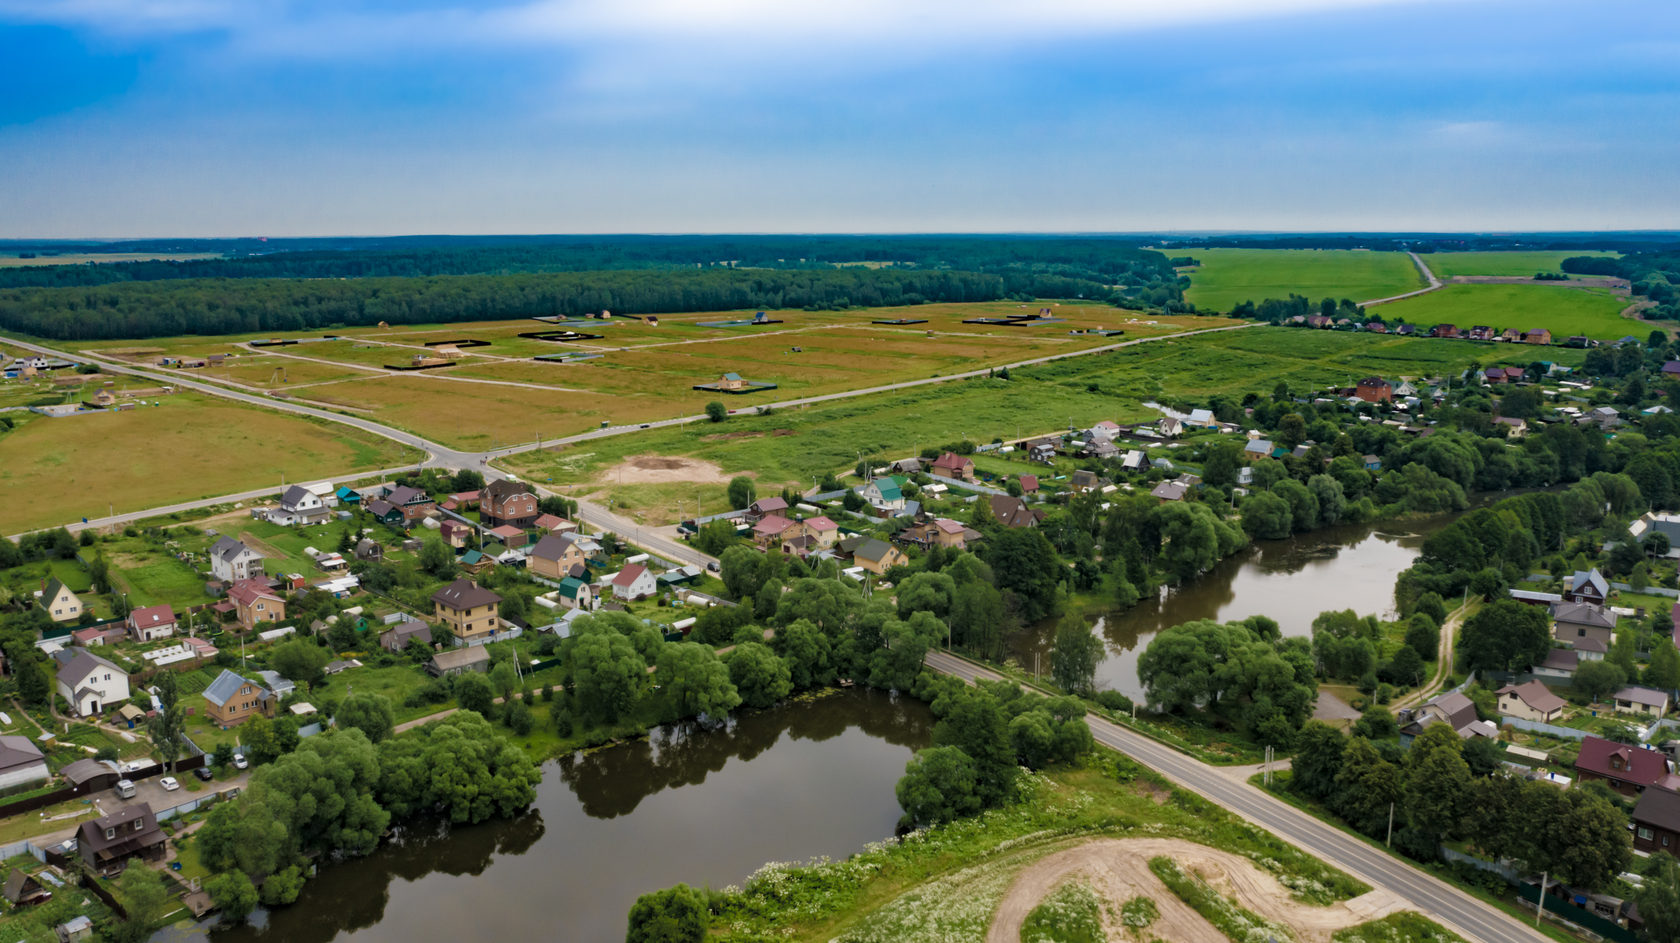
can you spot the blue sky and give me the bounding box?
[0,0,1676,237]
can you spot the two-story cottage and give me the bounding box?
[798,516,840,549]
[610,564,658,601]
[382,485,437,525]
[202,669,276,728]
[54,650,129,717]
[988,495,1045,529]
[267,484,331,526]
[1551,600,1615,648]
[858,478,906,512]
[528,534,590,580]
[752,514,797,547]
[432,578,502,643]
[746,497,788,523]
[1355,376,1393,403]
[481,479,539,529]
[77,804,165,873]
[1634,785,1680,856]
[227,580,284,631]
[1564,568,1610,605]
[852,539,908,575]
[126,604,177,642]
[209,536,265,583]
[38,579,82,623]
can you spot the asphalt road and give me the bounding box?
[1364,252,1444,307]
[923,649,1549,943]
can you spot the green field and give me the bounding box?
[1424,250,1619,278]
[1372,283,1635,340]
[1182,249,1425,312]
[0,392,420,535]
[505,327,1571,524]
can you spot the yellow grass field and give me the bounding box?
[0,252,221,267]
[0,393,420,534]
[77,302,1237,450]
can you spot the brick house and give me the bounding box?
[382,485,437,525]
[1354,377,1393,403]
[227,580,285,631]
[481,479,539,529]
[431,578,502,643]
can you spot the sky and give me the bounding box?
[0,0,1676,237]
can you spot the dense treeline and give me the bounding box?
[0,235,1178,292]
[1565,250,1680,321]
[0,266,1151,341]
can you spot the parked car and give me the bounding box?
[114,779,136,799]
[159,777,180,791]
[232,754,248,770]
[193,767,213,782]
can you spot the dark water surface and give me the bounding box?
[1011,515,1464,699]
[160,688,932,943]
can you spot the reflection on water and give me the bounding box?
[158,688,931,943]
[1012,516,1461,699]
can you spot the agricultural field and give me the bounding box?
[72,302,1237,450]
[1372,283,1636,341]
[1424,250,1619,278]
[0,392,420,535]
[1180,249,1426,311]
[0,251,221,267]
[505,326,1561,524]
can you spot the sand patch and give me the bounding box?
[597,454,733,485]
[988,837,1407,943]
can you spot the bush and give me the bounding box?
[1095,690,1134,713]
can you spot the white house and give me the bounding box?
[126,604,177,642]
[858,478,907,512]
[267,484,331,526]
[54,650,130,717]
[609,564,657,601]
[209,536,265,583]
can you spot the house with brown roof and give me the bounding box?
[487,523,527,549]
[753,514,797,547]
[1525,328,1553,345]
[382,484,437,525]
[1633,785,1680,856]
[439,519,473,549]
[482,479,538,529]
[746,497,788,523]
[78,803,165,873]
[533,513,572,534]
[1018,474,1040,493]
[1400,692,1495,744]
[431,578,502,643]
[1430,324,1460,338]
[988,495,1045,528]
[529,534,590,580]
[202,669,275,728]
[1495,680,1566,723]
[1354,377,1393,403]
[904,518,975,551]
[795,515,840,549]
[1151,480,1189,503]
[227,579,284,631]
[1551,600,1614,648]
[929,452,975,481]
[3,868,50,907]
[1575,735,1671,797]
[126,604,177,642]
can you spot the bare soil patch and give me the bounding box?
[597,454,733,485]
[987,837,1406,943]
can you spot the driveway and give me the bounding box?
[34,769,251,848]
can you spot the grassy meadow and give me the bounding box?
[1423,250,1619,278]
[1181,249,1426,311]
[1372,283,1635,340]
[0,392,419,535]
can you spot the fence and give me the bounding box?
[1443,848,1640,943]
[1501,716,1587,741]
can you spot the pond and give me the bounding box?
[159,688,932,943]
[1010,515,1463,699]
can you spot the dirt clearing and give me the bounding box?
[988,838,1408,943]
[596,455,733,485]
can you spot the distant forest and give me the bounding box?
[0,235,1175,290]
[0,265,1174,341]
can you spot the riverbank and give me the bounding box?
[702,753,1469,942]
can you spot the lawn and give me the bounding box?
[1424,251,1620,279]
[1372,283,1635,341]
[504,327,1580,525]
[102,536,217,610]
[1181,249,1425,312]
[0,392,421,535]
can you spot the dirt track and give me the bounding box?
[597,454,733,485]
[987,838,1404,943]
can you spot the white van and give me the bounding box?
[114,779,136,799]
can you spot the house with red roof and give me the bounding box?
[439,519,473,549]
[487,523,527,549]
[1575,735,1672,797]
[798,515,840,549]
[533,513,573,534]
[753,514,797,547]
[610,564,657,601]
[227,580,284,631]
[126,604,177,642]
[929,452,975,481]
[1018,474,1039,494]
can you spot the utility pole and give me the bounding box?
[1536,871,1546,928]
[1385,802,1395,847]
